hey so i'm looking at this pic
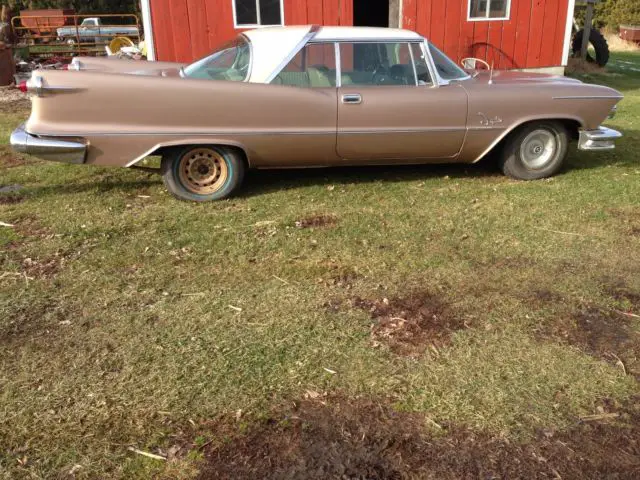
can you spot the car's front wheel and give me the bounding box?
[499,121,569,180]
[161,145,245,201]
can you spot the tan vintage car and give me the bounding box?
[11,26,623,202]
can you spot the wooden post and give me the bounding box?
[580,0,600,60]
[389,0,401,28]
[581,2,593,59]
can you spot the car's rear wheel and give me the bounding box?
[161,145,245,201]
[499,121,569,180]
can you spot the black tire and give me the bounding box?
[499,121,569,181]
[161,145,245,202]
[571,29,610,67]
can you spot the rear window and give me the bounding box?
[183,36,251,81]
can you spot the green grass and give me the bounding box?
[1,53,640,478]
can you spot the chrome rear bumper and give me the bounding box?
[578,127,622,151]
[10,124,87,164]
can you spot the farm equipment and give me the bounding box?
[17,9,74,40]
[620,25,640,44]
[571,0,610,67]
[11,13,141,57]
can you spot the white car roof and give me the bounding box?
[243,26,425,83]
[313,26,423,41]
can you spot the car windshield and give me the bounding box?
[182,36,251,81]
[428,42,469,81]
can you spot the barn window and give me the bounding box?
[468,0,510,21]
[233,0,284,27]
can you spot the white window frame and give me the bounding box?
[467,0,511,22]
[232,0,285,28]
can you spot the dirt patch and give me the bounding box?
[539,307,640,379]
[327,268,360,289]
[1,99,31,115]
[566,57,607,75]
[295,214,338,229]
[0,145,30,169]
[0,86,31,113]
[352,292,464,357]
[531,289,566,304]
[11,215,52,240]
[0,298,58,347]
[320,261,361,289]
[606,285,640,310]
[195,395,640,480]
[20,255,64,279]
[608,206,640,218]
[0,194,24,205]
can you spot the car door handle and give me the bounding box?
[342,94,362,104]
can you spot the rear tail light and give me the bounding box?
[62,64,70,71]
[17,80,28,93]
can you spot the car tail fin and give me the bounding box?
[24,73,86,97]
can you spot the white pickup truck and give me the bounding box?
[57,17,139,44]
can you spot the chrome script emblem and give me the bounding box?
[477,112,503,127]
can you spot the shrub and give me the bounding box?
[608,0,640,27]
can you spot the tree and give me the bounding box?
[574,1,640,29]
[608,0,640,27]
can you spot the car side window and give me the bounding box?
[410,43,432,86]
[272,43,337,88]
[339,42,417,86]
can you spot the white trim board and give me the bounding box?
[562,0,577,66]
[140,0,156,61]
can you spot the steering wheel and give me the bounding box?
[371,65,389,85]
[460,58,491,70]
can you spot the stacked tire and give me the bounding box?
[572,29,610,67]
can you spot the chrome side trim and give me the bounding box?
[68,59,82,71]
[241,33,253,82]
[578,127,622,151]
[29,75,85,96]
[467,126,507,131]
[43,127,473,137]
[553,95,624,100]
[408,43,419,85]
[10,124,87,164]
[420,40,439,88]
[265,25,321,84]
[340,127,466,134]
[43,129,338,137]
[334,42,342,88]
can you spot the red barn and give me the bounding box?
[140,0,576,74]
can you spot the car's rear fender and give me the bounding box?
[127,140,251,168]
[22,69,339,168]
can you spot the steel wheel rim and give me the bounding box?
[520,129,557,170]
[178,148,228,195]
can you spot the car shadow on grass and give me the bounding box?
[24,175,159,199]
[21,143,633,200]
[238,148,630,199]
[239,160,503,198]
